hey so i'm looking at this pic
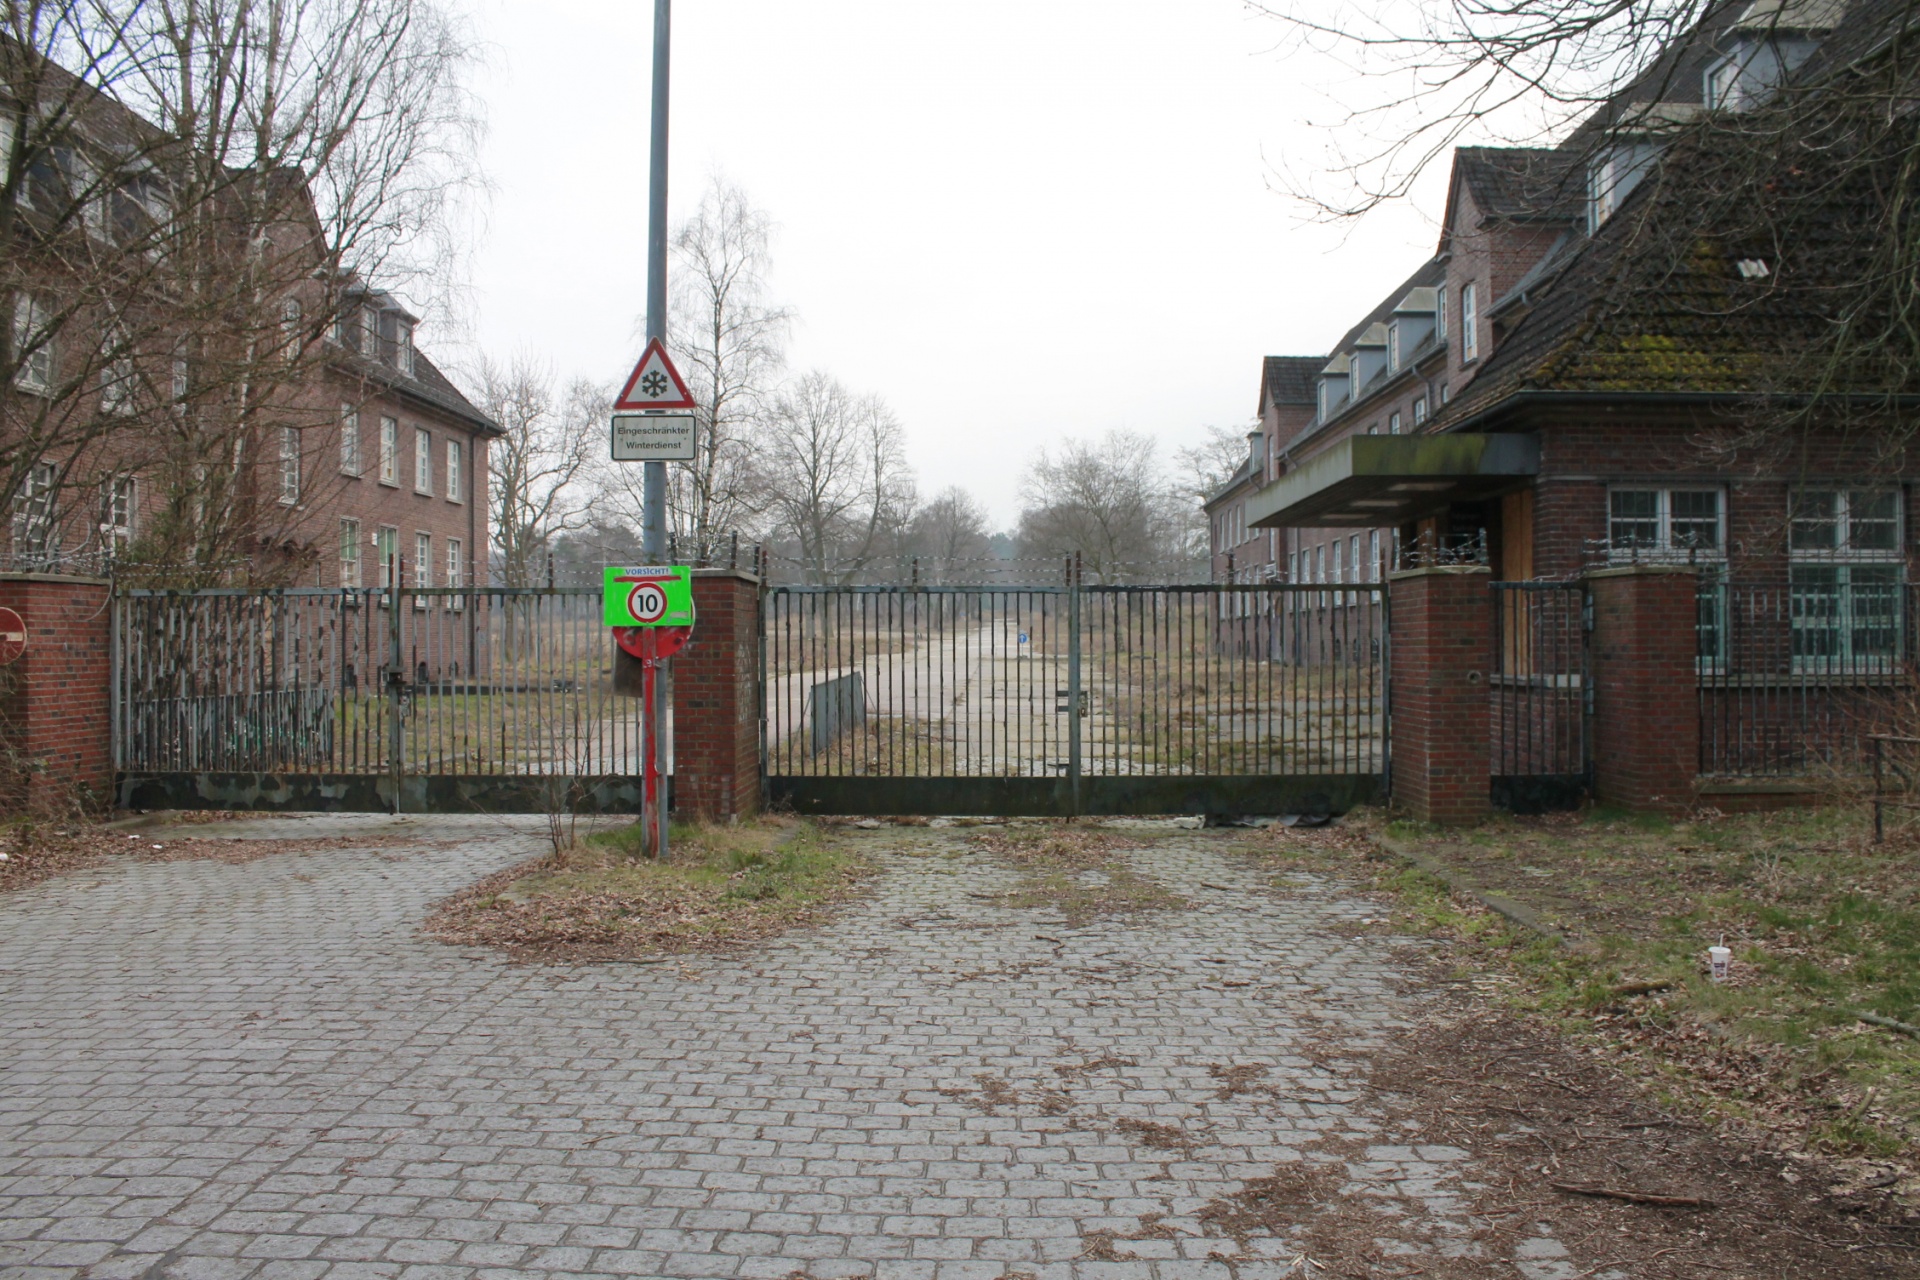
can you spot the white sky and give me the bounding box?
[448,0,1453,529]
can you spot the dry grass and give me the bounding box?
[968,824,1189,926]
[423,816,869,963]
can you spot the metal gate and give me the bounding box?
[113,585,649,812]
[1490,580,1591,812]
[762,582,1387,816]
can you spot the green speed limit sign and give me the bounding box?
[603,565,695,627]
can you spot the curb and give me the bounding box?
[1375,834,1566,945]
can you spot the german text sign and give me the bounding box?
[604,565,695,627]
[611,412,696,461]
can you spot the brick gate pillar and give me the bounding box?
[1587,565,1699,815]
[1388,565,1492,825]
[0,574,112,814]
[670,568,762,822]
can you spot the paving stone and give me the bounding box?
[0,816,1575,1279]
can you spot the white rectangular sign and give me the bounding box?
[610,412,697,462]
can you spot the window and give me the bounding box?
[1788,489,1903,671]
[100,476,134,551]
[280,297,302,360]
[1588,143,1659,229]
[375,525,399,589]
[1790,489,1900,556]
[1387,323,1401,373]
[1350,535,1361,583]
[1608,488,1723,558]
[362,306,380,355]
[1441,383,1452,404]
[340,406,361,475]
[1389,410,1402,435]
[1288,550,1298,583]
[446,537,463,594]
[415,532,432,588]
[1460,283,1479,362]
[1436,287,1447,340]
[11,462,57,564]
[340,518,361,588]
[279,427,301,504]
[1367,530,1380,581]
[171,357,189,413]
[12,294,51,394]
[1313,544,1325,583]
[414,428,432,494]
[379,417,398,485]
[445,438,462,502]
[99,327,134,415]
[396,320,415,376]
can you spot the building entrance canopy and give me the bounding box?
[1247,433,1539,529]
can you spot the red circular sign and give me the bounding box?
[615,624,692,664]
[626,581,668,624]
[0,607,25,666]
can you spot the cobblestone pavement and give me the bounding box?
[0,818,1593,1280]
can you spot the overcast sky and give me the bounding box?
[448,0,1452,529]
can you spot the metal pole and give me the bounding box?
[643,0,672,860]
[1067,559,1082,818]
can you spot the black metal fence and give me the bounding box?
[1699,579,1917,777]
[762,583,1386,816]
[1490,581,1590,811]
[113,586,649,811]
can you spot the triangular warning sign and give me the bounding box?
[614,338,696,411]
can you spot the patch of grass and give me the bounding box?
[1379,805,1920,1160]
[969,824,1189,926]
[425,817,867,962]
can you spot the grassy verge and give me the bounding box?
[424,816,867,962]
[1349,805,1920,1162]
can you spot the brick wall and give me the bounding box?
[0,575,111,813]
[1388,566,1492,823]
[1588,565,1700,814]
[670,570,762,822]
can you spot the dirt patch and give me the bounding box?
[969,824,1189,925]
[424,818,869,964]
[0,818,432,895]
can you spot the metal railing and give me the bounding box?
[114,586,646,787]
[762,583,1386,794]
[1699,579,1917,776]
[1490,581,1590,810]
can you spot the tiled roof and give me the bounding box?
[1452,148,1585,223]
[337,346,500,435]
[1327,258,1447,357]
[1261,356,1321,412]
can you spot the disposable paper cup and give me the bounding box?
[1708,946,1732,983]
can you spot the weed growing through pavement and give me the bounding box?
[969,824,1189,925]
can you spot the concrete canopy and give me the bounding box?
[1247,434,1540,529]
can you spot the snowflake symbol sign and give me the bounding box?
[640,371,670,398]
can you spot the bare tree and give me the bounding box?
[479,354,597,588]
[903,485,992,582]
[663,177,790,558]
[1178,425,1256,507]
[758,370,915,584]
[1016,429,1201,583]
[0,0,479,582]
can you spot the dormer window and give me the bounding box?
[1387,323,1401,373]
[1436,289,1447,341]
[1461,283,1479,362]
[1705,36,1821,112]
[396,320,415,376]
[1588,143,1659,230]
[361,305,379,354]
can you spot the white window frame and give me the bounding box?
[11,462,57,564]
[1389,410,1402,435]
[1607,487,1726,561]
[1789,488,1903,561]
[375,525,399,591]
[413,532,432,607]
[280,297,302,361]
[1785,488,1905,673]
[170,356,189,414]
[379,417,399,486]
[340,517,362,588]
[101,475,135,551]
[397,320,415,376]
[278,427,301,505]
[414,427,433,494]
[445,438,462,502]
[1413,396,1428,427]
[340,406,361,476]
[99,325,135,416]
[12,294,51,394]
[1461,283,1479,362]
[1436,287,1447,341]
[1387,323,1401,372]
[446,537,464,609]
